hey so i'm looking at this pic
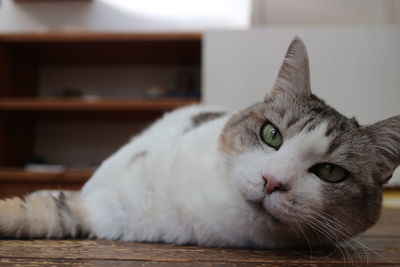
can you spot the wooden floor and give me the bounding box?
[0,209,399,266]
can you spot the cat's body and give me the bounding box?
[1,38,399,248]
[81,105,267,247]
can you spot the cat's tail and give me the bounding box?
[0,190,91,238]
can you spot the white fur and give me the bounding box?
[80,106,334,247]
[81,106,269,247]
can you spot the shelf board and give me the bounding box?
[0,98,200,112]
[0,168,93,183]
[0,32,201,65]
[0,32,202,43]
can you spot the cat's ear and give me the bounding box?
[268,37,311,100]
[364,115,400,184]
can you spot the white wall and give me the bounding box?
[203,27,400,186]
[252,0,400,26]
[0,0,250,32]
[204,27,400,124]
[2,0,399,32]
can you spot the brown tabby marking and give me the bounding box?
[0,191,89,238]
[52,191,70,234]
[191,112,226,128]
[220,107,265,154]
[129,151,148,167]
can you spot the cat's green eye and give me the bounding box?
[310,163,348,183]
[260,122,283,149]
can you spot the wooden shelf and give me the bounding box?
[0,32,202,43]
[0,31,202,190]
[0,32,202,65]
[0,97,200,112]
[0,168,92,198]
[0,168,92,183]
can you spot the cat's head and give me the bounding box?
[220,37,400,247]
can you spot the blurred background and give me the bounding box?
[0,0,399,201]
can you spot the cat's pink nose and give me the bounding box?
[262,174,282,194]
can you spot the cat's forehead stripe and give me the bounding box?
[326,139,340,156]
[286,116,300,129]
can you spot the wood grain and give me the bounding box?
[0,209,399,266]
[0,237,398,266]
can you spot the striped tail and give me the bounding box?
[0,190,90,239]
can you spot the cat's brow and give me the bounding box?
[325,120,347,137]
[326,138,340,155]
[325,124,335,137]
[286,116,301,128]
[299,117,315,132]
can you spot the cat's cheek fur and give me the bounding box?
[230,150,271,202]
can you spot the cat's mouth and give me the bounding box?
[247,200,282,224]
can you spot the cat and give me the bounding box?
[0,37,399,248]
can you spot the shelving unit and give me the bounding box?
[0,167,93,198]
[0,168,93,182]
[0,97,199,112]
[0,32,202,198]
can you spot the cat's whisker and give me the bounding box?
[291,204,362,263]
[301,205,379,265]
[300,213,356,265]
[290,217,314,257]
[290,214,350,262]
[310,209,391,266]
[302,212,358,265]
[311,210,367,260]
[304,210,362,260]
[304,208,372,258]
[294,211,353,264]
